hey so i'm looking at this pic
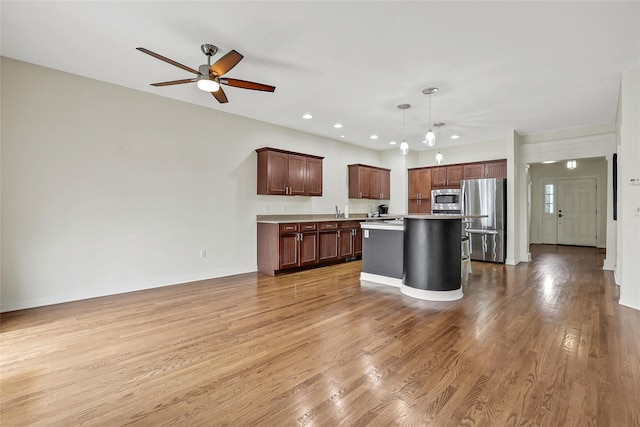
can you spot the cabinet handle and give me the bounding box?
[359,191,362,198]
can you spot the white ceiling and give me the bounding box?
[2,1,638,152]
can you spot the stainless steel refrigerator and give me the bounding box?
[461,178,506,263]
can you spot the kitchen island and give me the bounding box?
[361,215,483,301]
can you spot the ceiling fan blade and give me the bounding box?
[210,50,244,77]
[221,78,276,92]
[211,87,229,104]
[136,47,201,75]
[150,78,198,87]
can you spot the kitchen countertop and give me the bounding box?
[256,214,404,224]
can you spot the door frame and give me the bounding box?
[538,175,600,246]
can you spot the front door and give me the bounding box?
[557,178,597,246]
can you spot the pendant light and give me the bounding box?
[398,103,410,155]
[434,122,445,164]
[435,151,443,164]
[422,87,438,146]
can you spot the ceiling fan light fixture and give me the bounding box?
[197,76,220,92]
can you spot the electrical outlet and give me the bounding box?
[200,249,207,258]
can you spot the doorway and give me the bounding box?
[540,177,597,246]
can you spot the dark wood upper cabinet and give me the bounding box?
[484,160,507,178]
[408,159,507,213]
[256,147,324,196]
[431,167,448,187]
[348,164,391,200]
[462,159,507,180]
[306,157,323,196]
[463,163,485,179]
[446,165,463,187]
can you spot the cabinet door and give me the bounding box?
[359,167,371,198]
[287,154,307,195]
[484,160,507,178]
[446,165,463,187]
[409,199,432,214]
[318,231,339,261]
[299,231,318,266]
[353,228,363,256]
[463,163,484,180]
[408,199,421,214]
[266,151,288,195]
[419,168,431,200]
[306,157,323,196]
[339,229,354,258]
[380,170,391,199]
[431,167,447,187]
[408,169,421,199]
[278,233,299,270]
[369,169,381,200]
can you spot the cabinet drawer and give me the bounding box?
[279,223,299,233]
[319,222,339,230]
[299,222,318,231]
[339,221,361,229]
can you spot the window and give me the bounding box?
[544,184,555,214]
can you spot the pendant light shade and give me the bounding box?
[397,103,411,155]
[435,151,443,164]
[426,129,436,146]
[400,140,409,155]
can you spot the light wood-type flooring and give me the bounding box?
[2,245,639,426]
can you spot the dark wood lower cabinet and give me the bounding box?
[278,232,299,270]
[339,221,362,258]
[258,220,362,276]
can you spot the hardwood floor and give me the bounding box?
[2,245,639,426]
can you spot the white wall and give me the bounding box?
[0,58,401,311]
[617,65,640,311]
[529,158,608,247]
[2,58,637,312]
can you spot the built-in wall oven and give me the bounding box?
[431,189,461,214]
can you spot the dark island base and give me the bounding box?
[402,217,463,301]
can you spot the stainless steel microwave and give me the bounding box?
[431,189,461,213]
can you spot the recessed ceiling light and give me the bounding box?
[389,141,397,145]
[370,135,378,140]
[542,160,556,164]
[340,135,345,138]
[302,113,312,119]
[334,123,343,128]
[450,135,460,139]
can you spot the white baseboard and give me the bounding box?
[359,273,402,288]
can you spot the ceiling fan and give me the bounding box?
[136,44,276,104]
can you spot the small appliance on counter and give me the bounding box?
[378,204,389,215]
[431,189,461,214]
